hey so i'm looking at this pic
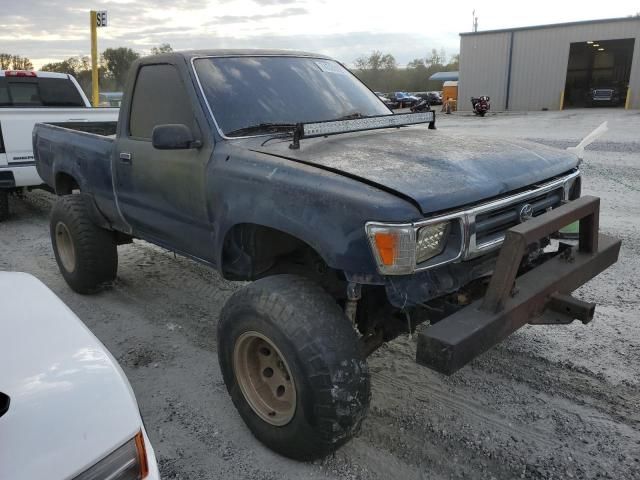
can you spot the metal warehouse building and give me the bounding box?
[458,17,640,111]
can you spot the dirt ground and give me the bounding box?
[1,109,639,479]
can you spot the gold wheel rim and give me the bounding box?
[55,222,76,273]
[233,331,296,426]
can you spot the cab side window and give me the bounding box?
[129,64,195,139]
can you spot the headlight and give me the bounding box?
[365,223,416,275]
[365,221,452,275]
[416,222,450,263]
[73,431,149,480]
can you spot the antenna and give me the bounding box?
[472,10,478,32]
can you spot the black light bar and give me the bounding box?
[290,111,436,149]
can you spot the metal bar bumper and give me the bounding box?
[415,196,621,375]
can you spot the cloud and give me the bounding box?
[3,30,459,69]
[251,0,300,4]
[0,0,460,68]
[211,7,308,24]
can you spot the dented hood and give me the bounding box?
[246,125,579,214]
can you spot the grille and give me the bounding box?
[474,188,564,245]
[593,89,613,99]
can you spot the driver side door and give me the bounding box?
[114,63,214,260]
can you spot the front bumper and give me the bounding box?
[415,196,621,375]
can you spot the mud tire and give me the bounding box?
[50,195,117,294]
[218,274,370,460]
[0,190,9,222]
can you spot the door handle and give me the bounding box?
[119,152,132,164]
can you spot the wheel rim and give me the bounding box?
[55,222,76,273]
[233,331,296,426]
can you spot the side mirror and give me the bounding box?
[152,124,200,150]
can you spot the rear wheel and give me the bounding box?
[218,274,370,460]
[0,190,9,221]
[50,195,118,294]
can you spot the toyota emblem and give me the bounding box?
[519,204,533,222]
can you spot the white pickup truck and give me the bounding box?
[0,70,118,220]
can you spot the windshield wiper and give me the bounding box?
[226,123,297,137]
[336,112,365,120]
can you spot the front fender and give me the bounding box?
[210,150,421,274]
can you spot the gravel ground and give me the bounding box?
[1,108,639,479]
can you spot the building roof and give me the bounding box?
[460,16,640,36]
[429,71,459,81]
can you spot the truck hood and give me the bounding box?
[245,126,579,214]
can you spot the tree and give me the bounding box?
[41,55,113,97]
[354,50,397,71]
[426,48,445,67]
[406,58,426,70]
[352,51,399,93]
[151,43,173,55]
[103,47,140,89]
[447,54,460,70]
[0,53,33,70]
[351,48,460,93]
[0,54,12,69]
[11,56,33,70]
[41,57,84,76]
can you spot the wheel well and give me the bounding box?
[55,173,79,195]
[221,224,344,294]
[221,224,319,279]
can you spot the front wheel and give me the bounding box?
[218,274,370,460]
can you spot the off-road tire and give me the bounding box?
[218,274,370,460]
[0,190,9,222]
[50,195,117,294]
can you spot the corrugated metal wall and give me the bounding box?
[458,18,640,111]
[459,32,510,110]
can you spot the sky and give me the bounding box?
[0,0,639,69]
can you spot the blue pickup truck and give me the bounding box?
[34,50,620,460]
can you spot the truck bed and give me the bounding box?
[33,122,120,225]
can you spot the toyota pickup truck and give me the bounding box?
[0,70,117,220]
[34,50,621,461]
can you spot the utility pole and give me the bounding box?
[90,10,107,107]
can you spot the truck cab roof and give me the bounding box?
[140,49,334,64]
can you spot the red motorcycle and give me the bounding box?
[471,96,490,116]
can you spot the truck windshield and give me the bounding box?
[193,56,391,136]
[0,77,86,107]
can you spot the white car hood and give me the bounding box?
[0,273,143,480]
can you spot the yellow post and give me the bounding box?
[625,87,632,110]
[90,10,99,107]
[559,90,565,111]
